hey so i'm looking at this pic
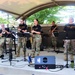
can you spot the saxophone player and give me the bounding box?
[31,19,42,57]
[16,19,27,57]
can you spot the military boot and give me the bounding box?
[16,51,20,57]
[64,54,67,61]
[35,51,40,56]
[31,53,35,58]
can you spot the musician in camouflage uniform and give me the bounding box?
[49,21,58,51]
[0,24,12,59]
[16,19,27,57]
[31,19,42,57]
[63,17,75,61]
[0,29,4,59]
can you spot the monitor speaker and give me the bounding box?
[35,56,56,69]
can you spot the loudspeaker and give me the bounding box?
[35,56,56,69]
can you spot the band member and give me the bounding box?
[63,17,75,61]
[0,24,12,59]
[0,29,4,59]
[16,19,27,57]
[31,19,42,57]
[49,21,58,51]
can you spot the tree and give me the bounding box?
[0,11,17,27]
[0,17,8,24]
[27,6,64,24]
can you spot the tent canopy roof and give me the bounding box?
[0,0,75,19]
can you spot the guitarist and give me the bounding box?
[49,21,58,52]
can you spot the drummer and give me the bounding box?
[16,19,28,57]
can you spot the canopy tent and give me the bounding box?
[0,0,75,20]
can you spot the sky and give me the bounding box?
[56,6,75,23]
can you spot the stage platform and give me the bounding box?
[0,48,75,75]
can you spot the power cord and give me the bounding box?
[48,65,64,72]
[11,63,27,68]
[0,62,16,66]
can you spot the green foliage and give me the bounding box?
[27,6,64,24]
[0,17,8,24]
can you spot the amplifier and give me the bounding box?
[35,56,56,69]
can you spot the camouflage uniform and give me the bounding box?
[32,34,42,56]
[64,23,75,61]
[4,28,14,53]
[17,37,26,56]
[0,27,13,57]
[51,35,57,48]
[16,23,27,57]
[0,37,4,56]
[50,24,58,50]
[31,24,42,57]
[64,39,75,61]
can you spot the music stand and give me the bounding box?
[2,33,17,65]
[58,31,75,68]
[17,32,31,61]
[3,33,16,53]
